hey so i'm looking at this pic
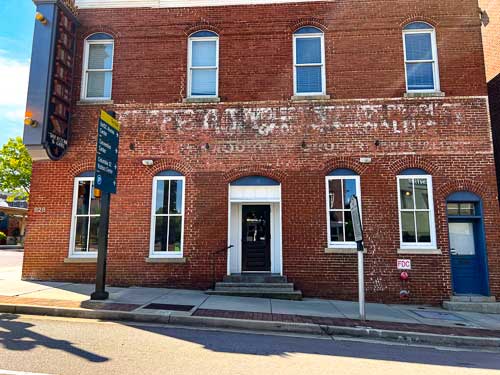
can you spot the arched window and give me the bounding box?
[293,26,325,96]
[150,170,185,257]
[188,30,219,98]
[326,169,361,247]
[81,33,114,100]
[397,169,436,249]
[403,22,440,93]
[69,171,100,258]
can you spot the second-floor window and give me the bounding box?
[81,33,114,100]
[403,22,440,93]
[293,26,326,96]
[188,31,219,98]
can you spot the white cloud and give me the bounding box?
[0,54,30,107]
[4,109,24,122]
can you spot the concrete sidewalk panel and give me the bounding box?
[331,301,420,323]
[0,280,73,296]
[271,299,344,318]
[199,295,271,313]
[108,287,171,304]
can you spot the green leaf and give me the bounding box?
[0,137,32,201]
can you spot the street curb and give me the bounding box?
[1,303,499,349]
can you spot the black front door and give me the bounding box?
[242,205,271,272]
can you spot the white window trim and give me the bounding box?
[187,34,219,98]
[68,176,98,258]
[80,36,115,101]
[397,174,437,250]
[293,31,326,96]
[325,175,362,248]
[402,25,440,94]
[149,175,186,258]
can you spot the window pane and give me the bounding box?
[399,179,414,209]
[77,181,91,215]
[74,216,89,251]
[90,186,101,215]
[447,203,459,216]
[88,43,113,69]
[414,178,429,209]
[344,211,355,242]
[416,211,431,243]
[401,211,416,242]
[88,216,100,252]
[296,37,321,64]
[459,203,475,216]
[329,211,344,242]
[191,69,216,96]
[343,179,357,209]
[192,40,217,67]
[154,216,168,252]
[168,216,182,252]
[296,66,322,93]
[328,180,342,210]
[405,33,432,61]
[155,180,170,215]
[86,71,112,98]
[169,180,183,214]
[406,62,434,91]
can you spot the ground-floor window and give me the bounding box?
[397,171,436,249]
[69,175,100,257]
[149,172,185,257]
[326,169,361,248]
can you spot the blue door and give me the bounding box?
[447,194,489,296]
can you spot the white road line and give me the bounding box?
[0,370,54,375]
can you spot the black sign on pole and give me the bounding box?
[350,195,364,251]
[91,110,120,301]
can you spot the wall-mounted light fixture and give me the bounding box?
[142,160,154,166]
[24,111,38,128]
[35,12,48,25]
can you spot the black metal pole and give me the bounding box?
[91,180,111,300]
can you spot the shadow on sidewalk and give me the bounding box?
[0,314,108,363]
[126,323,500,370]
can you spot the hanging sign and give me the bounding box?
[94,111,120,194]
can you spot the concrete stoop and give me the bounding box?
[206,274,303,300]
[443,296,499,314]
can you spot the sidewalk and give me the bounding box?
[1,278,500,349]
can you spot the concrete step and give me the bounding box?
[206,289,303,300]
[215,286,295,293]
[223,274,287,283]
[450,295,496,303]
[215,282,295,291]
[443,300,500,314]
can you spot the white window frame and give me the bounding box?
[293,29,326,96]
[80,35,114,101]
[325,175,362,248]
[397,174,437,249]
[187,32,219,98]
[402,23,440,93]
[68,176,99,258]
[149,175,186,258]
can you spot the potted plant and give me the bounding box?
[0,231,6,245]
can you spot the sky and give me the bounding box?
[0,0,36,146]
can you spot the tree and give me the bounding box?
[0,137,32,201]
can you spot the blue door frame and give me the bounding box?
[447,192,490,296]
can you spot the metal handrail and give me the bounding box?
[212,245,234,289]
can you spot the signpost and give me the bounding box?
[350,195,365,321]
[91,110,120,301]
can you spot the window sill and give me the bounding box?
[183,97,220,104]
[397,248,442,255]
[77,100,114,106]
[64,257,97,263]
[404,92,445,98]
[145,257,187,264]
[291,95,330,102]
[325,248,367,254]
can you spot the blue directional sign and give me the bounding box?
[95,110,120,194]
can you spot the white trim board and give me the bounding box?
[75,0,331,9]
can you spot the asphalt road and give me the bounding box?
[0,314,499,375]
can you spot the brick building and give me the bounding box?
[22,0,500,304]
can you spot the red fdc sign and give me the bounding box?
[397,259,412,270]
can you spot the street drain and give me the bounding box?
[143,303,195,312]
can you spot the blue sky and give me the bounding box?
[0,0,36,146]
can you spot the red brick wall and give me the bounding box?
[479,0,500,197]
[22,0,500,304]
